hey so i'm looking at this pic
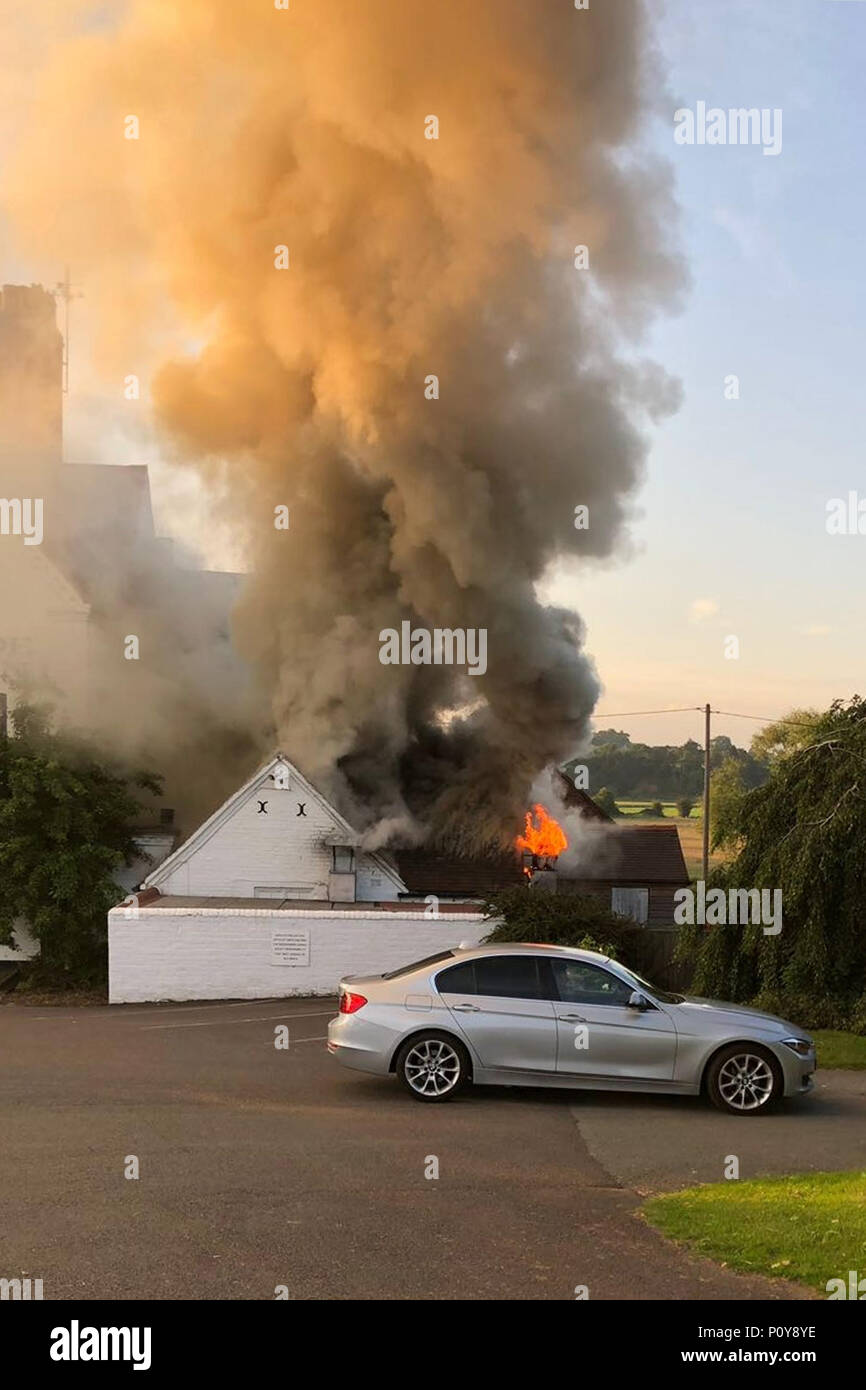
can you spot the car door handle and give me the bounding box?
[558,1012,587,1022]
[452,1003,481,1012]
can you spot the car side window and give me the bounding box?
[435,960,477,994]
[552,959,634,1007]
[472,956,542,999]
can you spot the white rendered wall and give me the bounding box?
[108,907,488,1003]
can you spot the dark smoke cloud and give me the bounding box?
[4,0,685,849]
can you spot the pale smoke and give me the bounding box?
[3,0,685,849]
[526,766,619,879]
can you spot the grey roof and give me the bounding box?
[565,825,690,886]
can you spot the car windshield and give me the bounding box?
[382,950,455,980]
[613,963,685,1005]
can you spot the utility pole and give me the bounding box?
[702,701,711,882]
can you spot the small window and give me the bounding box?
[435,960,477,994]
[332,845,355,874]
[552,959,634,1007]
[611,887,649,924]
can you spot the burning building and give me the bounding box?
[107,758,687,1003]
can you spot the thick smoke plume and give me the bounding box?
[4,0,684,849]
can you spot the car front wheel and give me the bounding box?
[706,1044,781,1115]
[395,1032,470,1102]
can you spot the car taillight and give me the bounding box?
[339,991,367,1014]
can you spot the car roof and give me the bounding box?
[449,942,612,965]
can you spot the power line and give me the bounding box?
[594,706,818,728]
[594,707,703,718]
[710,709,819,727]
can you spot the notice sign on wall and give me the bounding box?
[271,929,311,967]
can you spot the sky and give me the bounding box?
[544,0,866,748]
[3,0,864,754]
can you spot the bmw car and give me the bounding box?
[327,943,815,1114]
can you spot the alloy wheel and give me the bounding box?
[717,1053,775,1111]
[403,1038,461,1097]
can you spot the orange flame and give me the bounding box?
[516,803,568,867]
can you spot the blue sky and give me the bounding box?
[545,0,866,748]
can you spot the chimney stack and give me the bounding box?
[0,284,64,469]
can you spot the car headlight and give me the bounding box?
[781,1037,813,1056]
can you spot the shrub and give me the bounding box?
[482,886,642,964]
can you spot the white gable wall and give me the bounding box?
[149,760,402,901]
[158,777,333,898]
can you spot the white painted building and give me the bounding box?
[108,754,488,1003]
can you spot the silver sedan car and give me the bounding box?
[327,943,815,1114]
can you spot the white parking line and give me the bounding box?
[115,999,288,1016]
[140,1010,337,1031]
[117,997,336,1017]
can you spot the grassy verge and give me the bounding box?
[813,1030,866,1069]
[645,1170,866,1294]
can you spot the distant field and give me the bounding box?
[612,801,729,880]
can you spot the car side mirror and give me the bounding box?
[627,990,650,1010]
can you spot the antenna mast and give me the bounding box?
[55,266,83,396]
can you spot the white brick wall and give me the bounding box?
[108,907,489,1003]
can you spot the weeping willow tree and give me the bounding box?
[679,698,866,1030]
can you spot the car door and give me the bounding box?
[435,955,557,1073]
[550,958,677,1081]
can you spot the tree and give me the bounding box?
[709,758,747,849]
[678,698,866,1031]
[0,705,161,984]
[676,796,694,819]
[749,708,821,766]
[591,728,632,751]
[676,742,704,798]
[580,730,762,801]
[483,886,640,961]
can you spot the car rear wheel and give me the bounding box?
[706,1044,781,1115]
[396,1032,470,1102]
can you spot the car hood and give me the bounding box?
[674,995,807,1036]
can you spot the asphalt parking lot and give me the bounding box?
[3,997,852,1301]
